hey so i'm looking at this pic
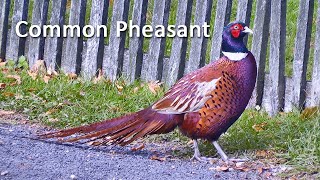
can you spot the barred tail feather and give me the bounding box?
[40,107,183,146]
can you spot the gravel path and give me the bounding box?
[0,118,266,180]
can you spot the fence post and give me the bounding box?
[124,0,148,83]
[267,0,286,115]
[7,0,29,62]
[186,0,213,74]
[141,0,171,81]
[210,0,232,62]
[236,0,253,44]
[249,0,271,108]
[61,0,87,74]
[82,0,109,79]
[291,0,314,109]
[0,0,10,61]
[163,0,193,86]
[310,0,320,107]
[27,0,49,67]
[44,0,67,71]
[104,0,130,81]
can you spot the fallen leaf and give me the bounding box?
[150,155,166,162]
[0,110,15,116]
[252,122,267,132]
[215,166,229,172]
[30,60,46,74]
[28,88,37,92]
[45,109,57,115]
[6,75,21,84]
[2,68,9,74]
[0,61,7,67]
[147,80,163,94]
[48,118,59,122]
[79,91,86,96]
[2,92,15,97]
[300,107,319,119]
[27,70,38,80]
[43,75,51,84]
[115,83,123,93]
[93,69,105,84]
[133,87,139,93]
[131,144,145,151]
[67,73,77,79]
[0,83,6,89]
[47,67,58,76]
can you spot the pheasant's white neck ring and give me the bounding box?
[222,51,248,61]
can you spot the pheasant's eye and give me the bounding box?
[234,25,239,30]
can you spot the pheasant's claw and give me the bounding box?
[190,155,218,163]
[228,157,249,162]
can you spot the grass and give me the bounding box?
[0,59,319,178]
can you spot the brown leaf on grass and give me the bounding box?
[45,109,57,115]
[30,60,46,74]
[43,75,51,84]
[6,75,21,85]
[131,144,145,151]
[133,87,139,93]
[48,118,59,123]
[0,83,6,89]
[2,92,15,97]
[252,122,267,132]
[28,88,37,92]
[2,68,9,74]
[300,107,319,119]
[0,110,15,116]
[47,68,58,76]
[93,69,105,84]
[115,83,123,93]
[67,73,77,79]
[215,166,230,172]
[147,80,163,94]
[0,61,7,67]
[150,155,166,162]
[28,70,38,80]
[255,150,275,159]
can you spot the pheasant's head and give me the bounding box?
[221,21,253,54]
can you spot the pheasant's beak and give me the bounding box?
[243,26,253,34]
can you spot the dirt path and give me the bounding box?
[0,114,276,180]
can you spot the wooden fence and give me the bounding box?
[0,0,319,116]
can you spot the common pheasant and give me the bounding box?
[41,21,257,162]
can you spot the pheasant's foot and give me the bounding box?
[190,155,219,163]
[228,157,249,162]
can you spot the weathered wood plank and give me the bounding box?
[124,0,148,82]
[210,0,232,62]
[27,0,49,67]
[43,0,67,71]
[61,0,87,74]
[163,0,193,86]
[292,0,314,109]
[0,0,10,60]
[82,0,109,79]
[267,0,286,115]
[236,0,253,44]
[249,0,271,107]
[186,0,213,74]
[141,0,171,81]
[7,0,29,61]
[103,0,130,81]
[310,0,320,107]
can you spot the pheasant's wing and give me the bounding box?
[152,59,229,114]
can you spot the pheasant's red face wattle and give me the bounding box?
[230,24,244,38]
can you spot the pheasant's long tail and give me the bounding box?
[39,107,183,146]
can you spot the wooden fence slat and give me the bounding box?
[7,0,29,62]
[61,0,87,74]
[0,0,10,60]
[163,0,193,86]
[267,0,286,115]
[124,0,148,82]
[310,0,320,107]
[43,0,67,71]
[236,0,253,44]
[141,0,171,81]
[27,0,49,67]
[82,0,109,79]
[186,0,213,74]
[249,0,271,107]
[210,0,232,62]
[103,0,130,81]
[292,0,315,109]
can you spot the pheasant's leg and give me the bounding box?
[190,140,218,162]
[212,141,248,162]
